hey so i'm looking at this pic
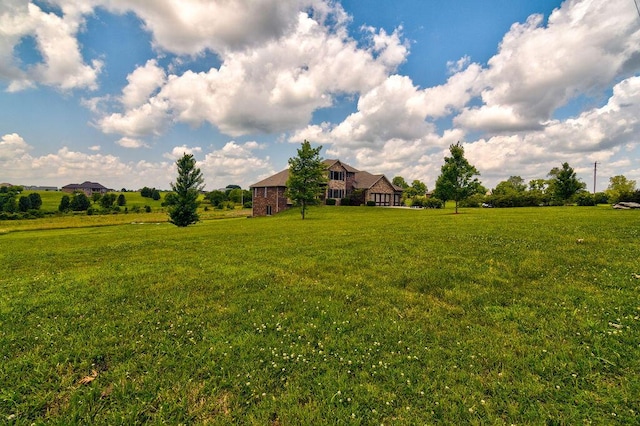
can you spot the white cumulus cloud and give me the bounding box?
[0,1,102,91]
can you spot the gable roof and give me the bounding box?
[352,171,381,189]
[353,172,403,192]
[250,169,290,188]
[323,159,359,173]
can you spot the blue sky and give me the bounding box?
[1,0,639,191]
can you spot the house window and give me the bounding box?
[329,170,344,181]
[328,189,344,199]
[372,193,391,206]
[267,205,272,215]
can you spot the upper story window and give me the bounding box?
[329,170,345,181]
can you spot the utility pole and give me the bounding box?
[593,161,598,194]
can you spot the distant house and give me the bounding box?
[61,181,109,196]
[249,159,403,216]
[24,185,58,191]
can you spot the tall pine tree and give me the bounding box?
[169,153,205,227]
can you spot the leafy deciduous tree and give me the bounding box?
[228,188,243,204]
[411,180,427,195]
[285,140,327,220]
[205,190,226,207]
[392,176,409,189]
[117,193,126,206]
[494,176,526,194]
[100,193,117,209]
[168,153,205,227]
[606,175,636,204]
[433,142,482,214]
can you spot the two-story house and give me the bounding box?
[250,159,403,216]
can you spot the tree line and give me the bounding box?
[0,186,43,218]
[58,191,137,214]
[393,142,638,211]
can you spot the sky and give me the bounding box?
[1,0,639,192]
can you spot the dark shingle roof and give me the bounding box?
[62,181,108,190]
[249,169,290,188]
[352,171,382,189]
[323,159,359,173]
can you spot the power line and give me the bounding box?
[635,0,640,19]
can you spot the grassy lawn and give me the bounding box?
[1,206,638,424]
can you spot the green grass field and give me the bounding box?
[1,205,638,424]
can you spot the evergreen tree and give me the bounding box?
[18,196,32,212]
[285,140,327,219]
[28,193,42,210]
[433,142,482,214]
[550,162,584,204]
[59,195,70,212]
[168,153,205,227]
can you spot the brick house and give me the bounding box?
[250,159,403,216]
[61,181,109,196]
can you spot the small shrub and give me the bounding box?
[326,198,336,205]
[340,198,351,206]
[410,196,431,207]
[594,192,609,204]
[459,194,484,208]
[144,205,151,213]
[619,189,640,203]
[423,198,443,209]
[575,193,596,206]
[27,209,44,218]
[216,201,235,210]
[366,200,376,206]
[243,201,252,209]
